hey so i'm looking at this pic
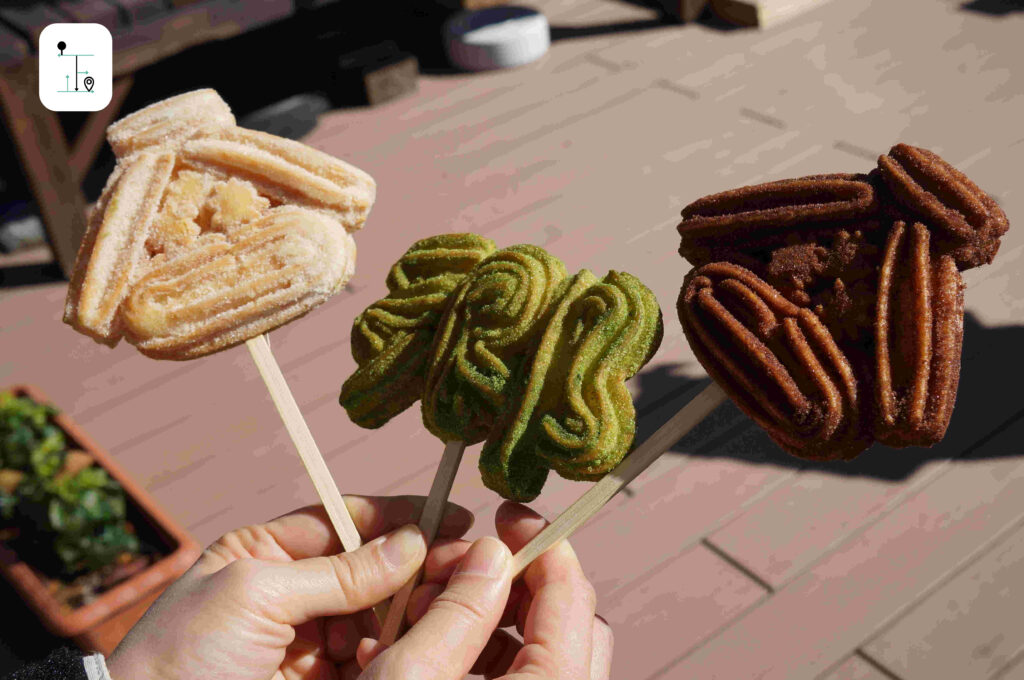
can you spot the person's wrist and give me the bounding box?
[106,642,157,680]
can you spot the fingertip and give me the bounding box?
[356,637,387,670]
[455,536,511,579]
[495,500,541,525]
[439,501,475,537]
[377,523,427,572]
[495,502,548,553]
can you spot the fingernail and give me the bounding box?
[378,524,425,570]
[454,537,509,578]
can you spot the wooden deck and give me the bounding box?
[2,0,1023,676]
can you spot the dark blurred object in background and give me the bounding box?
[238,94,332,140]
[329,41,419,107]
[0,202,44,254]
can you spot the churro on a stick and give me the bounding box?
[341,238,663,500]
[341,234,498,429]
[511,142,1009,577]
[63,89,377,566]
[65,89,374,360]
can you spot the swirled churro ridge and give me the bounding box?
[63,89,377,360]
[124,207,355,360]
[678,173,881,265]
[680,263,866,460]
[878,143,1008,268]
[421,245,568,444]
[481,270,664,501]
[340,234,497,428]
[874,221,964,447]
[676,143,1008,461]
[339,236,663,500]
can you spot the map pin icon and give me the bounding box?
[84,76,95,92]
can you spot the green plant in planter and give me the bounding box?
[0,391,65,478]
[1,392,140,579]
[48,466,138,574]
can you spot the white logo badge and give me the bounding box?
[38,24,112,112]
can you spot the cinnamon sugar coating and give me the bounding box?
[874,222,964,446]
[680,263,867,460]
[676,143,1007,460]
[678,173,881,264]
[878,143,1008,268]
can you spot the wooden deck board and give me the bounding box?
[819,655,893,680]
[861,521,1024,680]
[605,544,768,680]
[658,417,1024,679]
[704,303,1024,589]
[1,0,1022,673]
[997,656,1024,680]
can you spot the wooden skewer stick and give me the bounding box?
[511,382,728,577]
[378,439,467,645]
[246,335,388,624]
[247,335,363,551]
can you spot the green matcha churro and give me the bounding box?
[340,234,496,428]
[421,244,568,444]
[480,270,664,501]
[339,234,663,501]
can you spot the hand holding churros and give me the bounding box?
[62,88,379,572]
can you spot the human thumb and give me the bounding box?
[240,523,426,625]
[361,536,512,679]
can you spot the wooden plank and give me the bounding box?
[0,4,69,46]
[997,656,1024,680]
[109,0,168,23]
[660,416,1024,679]
[56,0,125,30]
[567,411,795,595]
[591,0,1024,167]
[605,544,767,680]
[0,63,88,276]
[819,655,892,680]
[706,460,945,589]
[70,76,134,182]
[711,0,836,28]
[207,0,293,32]
[862,521,1024,680]
[0,25,28,66]
[111,5,237,76]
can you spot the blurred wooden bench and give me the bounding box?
[0,0,306,275]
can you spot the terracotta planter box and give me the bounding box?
[0,384,201,639]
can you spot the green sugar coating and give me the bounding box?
[338,233,664,502]
[339,234,497,428]
[480,270,664,501]
[421,244,568,444]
